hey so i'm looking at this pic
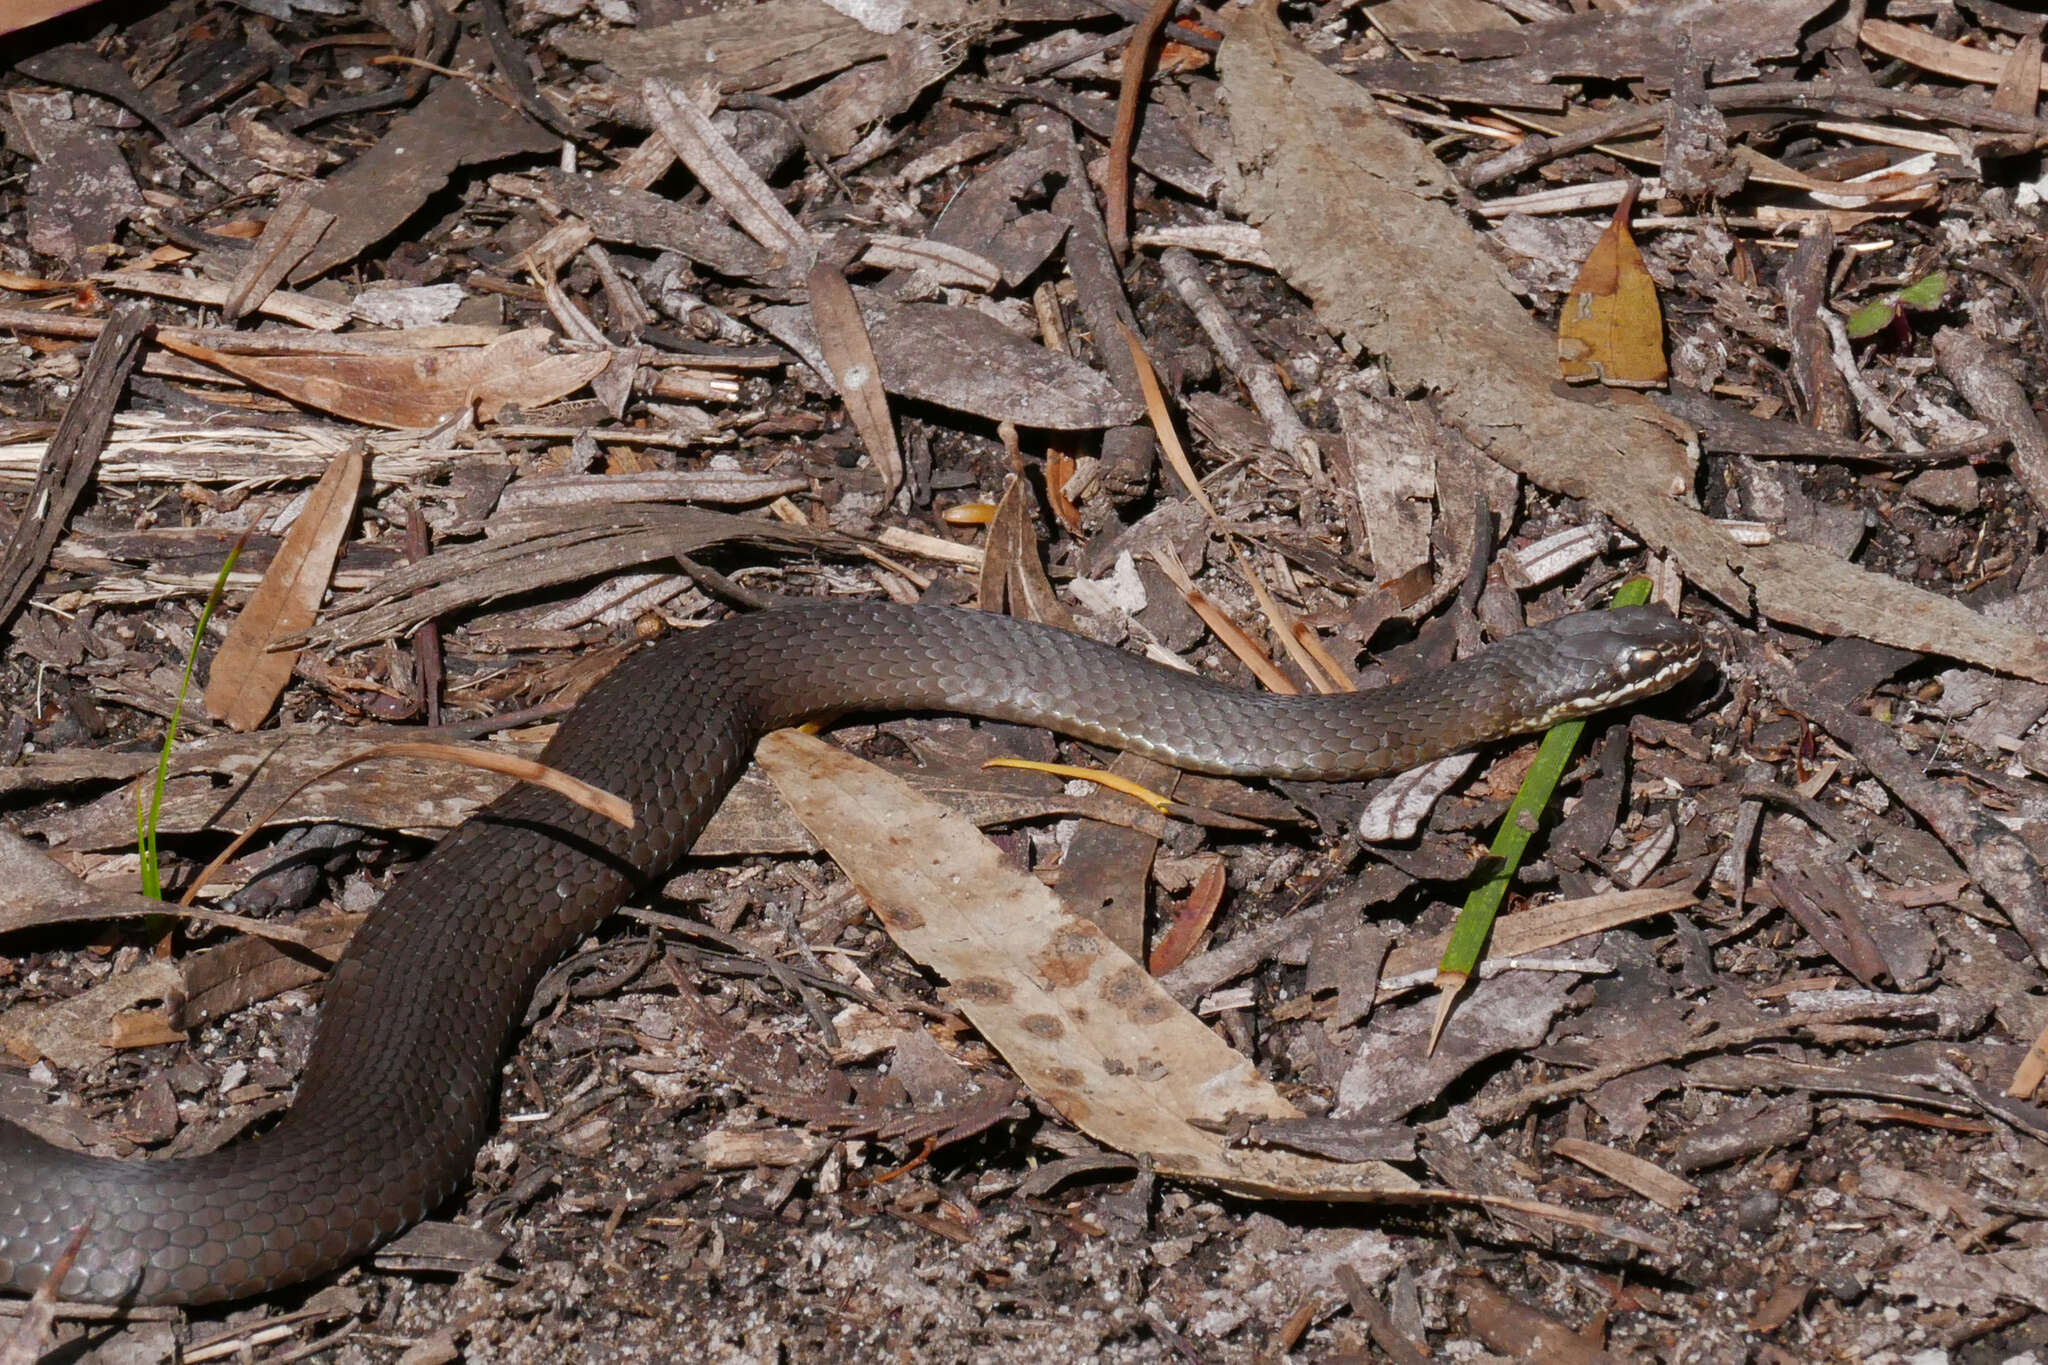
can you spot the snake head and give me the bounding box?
[1506,606,1706,728]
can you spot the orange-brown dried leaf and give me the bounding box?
[1148,856,1225,975]
[1557,184,1667,389]
[203,444,363,730]
[155,329,608,428]
[1045,449,1082,534]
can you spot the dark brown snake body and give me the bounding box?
[0,602,1702,1305]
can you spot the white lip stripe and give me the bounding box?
[1529,650,1700,730]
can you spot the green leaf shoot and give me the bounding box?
[1845,270,1951,340]
[138,533,246,900]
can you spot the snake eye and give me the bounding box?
[1629,646,1662,671]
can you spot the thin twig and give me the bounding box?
[1467,80,2048,187]
[1106,0,1177,258]
[1819,310,1923,449]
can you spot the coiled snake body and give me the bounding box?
[0,602,1702,1304]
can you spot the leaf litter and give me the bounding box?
[3,0,2048,1360]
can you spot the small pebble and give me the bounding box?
[1906,465,1980,512]
[1735,1190,1781,1234]
[1819,1269,1865,1303]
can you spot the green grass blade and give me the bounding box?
[139,534,246,900]
[1435,578,1658,997]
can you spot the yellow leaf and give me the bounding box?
[1557,184,1668,389]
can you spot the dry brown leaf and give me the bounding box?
[0,960,185,1070]
[1147,856,1225,976]
[222,193,336,321]
[977,475,1072,629]
[0,268,78,291]
[758,300,1139,429]
[869,305,1139,429]
[0,903,359,1072]
[155,329,608,429]
[1044,449,1083,533]
[179,912,361,1032]
[643,77,810,266]
[808,261,902,505]
[755,728,1417,1201]
[2011,1014,2048,1100]
[1556,182,1667,388]
[21,731,523,850]
[1861,18,2048,87]
[292,741,631,825]
[204,445,363,731]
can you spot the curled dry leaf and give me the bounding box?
[155,329,609,429]
[977,474,1071,628]
[756,728,1417,1202]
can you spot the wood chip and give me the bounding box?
[1550,1136,1698,1211]
[642,77,811,268]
